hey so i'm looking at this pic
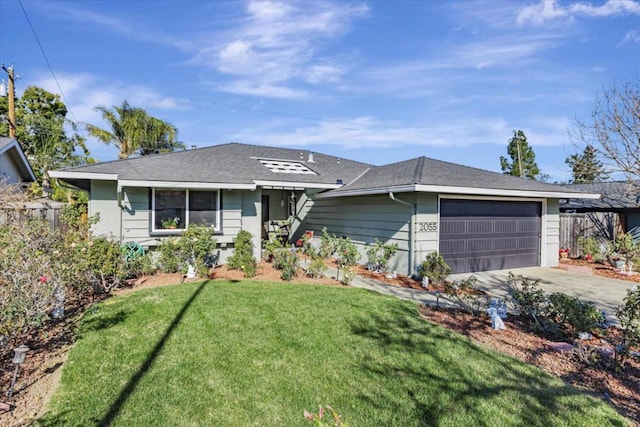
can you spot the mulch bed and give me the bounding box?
[557,258,640,283]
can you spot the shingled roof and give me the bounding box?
[323,156,597,198]
[560,181,640,210]
[50,143,602,199]
[51,143,370,190]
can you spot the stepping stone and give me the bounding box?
[546,342,575,352]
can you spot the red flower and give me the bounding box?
[39,276,47,283]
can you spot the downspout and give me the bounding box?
[117,181,124,243]
[389,192,416,275]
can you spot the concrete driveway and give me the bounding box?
[450,267,637,324]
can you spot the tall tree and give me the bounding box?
[565,145,609,184]
[85,101,184,159]
[0,86,92,195]
[500,130,541,180]
[573,78,640,184]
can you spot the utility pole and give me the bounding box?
[516,137,523,178]
[1,65,16,138]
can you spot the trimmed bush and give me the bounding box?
[227,230,257,278]
[417,252,451,285]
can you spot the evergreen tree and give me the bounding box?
[500,130,541,180]
[565,145,609,184]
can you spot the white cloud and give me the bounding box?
[32,1,191,49]
[217,81,308,99]
[621,29,640,44]
[226,114,571,151]
[194,0,368,97]
[517,0,640,26]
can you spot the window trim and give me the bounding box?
[151,188,221,234]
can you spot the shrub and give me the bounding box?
[417,252,451,285]
[273,248,298,281]
[341,266,356,285]
[611,286,640,370]
[158,237,183,273]
[444,276,487,315]
[578,236,601,260]
[509,273,555,335]
[336,237,360,267]
[509,272,604,340]
[545,292,603,338]
[366,239,398,272]
[614,232,640,264]
[303,244,327,279]
[180,225,218,276]
[263,236,284,262]
[319,227,338,259]
[227,230,257,278]
[157,225,218,276]
[85,237,127,294]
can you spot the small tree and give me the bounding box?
[500,130,541,180]
[366,239,398,272]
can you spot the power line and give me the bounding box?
[18,0,77,123]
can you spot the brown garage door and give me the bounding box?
[440,199,541,273]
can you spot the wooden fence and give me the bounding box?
[559,212,622,257]
[0,201,66,229]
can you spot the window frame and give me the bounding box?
[151,188,221,234]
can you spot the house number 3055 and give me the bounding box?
[417,222,437,232]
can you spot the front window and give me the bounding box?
[152,189,220,232]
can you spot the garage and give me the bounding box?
[439,199,542,273]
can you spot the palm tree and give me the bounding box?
[85,101,184,159]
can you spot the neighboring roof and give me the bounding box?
[321,156,601,199]
[560,181,640,210]
[49,143,371,191]
[0,137,37,183]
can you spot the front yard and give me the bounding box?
[36,280,627,426]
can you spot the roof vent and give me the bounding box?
[308,152,315,163]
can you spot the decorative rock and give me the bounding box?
[546,342,575,352]
[596,346,614,357]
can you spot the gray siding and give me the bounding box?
[0,152,23,184]
[545,199,560,268]
[90,180,121,239]
[122,187,151,243]
[415,193,438,270]
[302,194,412,274]
[89,185,261,263]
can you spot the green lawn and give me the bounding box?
[40,280,627,426]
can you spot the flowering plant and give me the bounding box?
[162,216,180,229]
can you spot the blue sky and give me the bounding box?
[1,0,639,181]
